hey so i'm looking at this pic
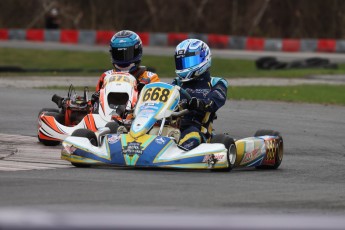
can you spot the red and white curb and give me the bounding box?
[1,28,345,53]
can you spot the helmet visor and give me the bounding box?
[175,54,204,70]
[111,46,141,63]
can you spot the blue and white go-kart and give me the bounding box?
[61,82,283,171]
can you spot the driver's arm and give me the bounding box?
[95,73,107,92]
[189,80,228,113]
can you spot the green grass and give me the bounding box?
[1,47,345,78]
[229,84,345,105]
[3,47,345,105]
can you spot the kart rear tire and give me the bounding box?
[38,111,64,146]
[105,121,119,133]
[210,134,237,172]
[254,129,283,169]
[71,129,98,146]
[42,111,64,124]
[38,137,61,146]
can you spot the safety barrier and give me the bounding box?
[1,28,344,53]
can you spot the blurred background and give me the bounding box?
[1,0,345,104]
[1,0,345,38]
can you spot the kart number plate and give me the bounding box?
[123,141,143,156]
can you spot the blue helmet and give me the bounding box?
[109,30,143,72]
[174,39,212,82]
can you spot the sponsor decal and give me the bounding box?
[63,145,77,154]
[147,72,154,77]
[144,105,159,110]
[140,77,151,84]
[142,109,155,114]
[195,89,210,97]
[155,136,166,145]
[140,103,158,110]
[265,140,277,161]
[202,154,224,163]
[108,134,120,144]
[241,148,261,164]
[123,141,143,156]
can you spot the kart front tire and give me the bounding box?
[71,129,98,146]
[71,162,91,168]
[105,121,119,133]
[70,129,98,168]
[211,134,237,172]
[254,129,283,169]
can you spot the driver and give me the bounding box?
[172,39,228,150]
[92,30,160,112]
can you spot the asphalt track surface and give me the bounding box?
[0,84,345,229]
[1,42,345,229]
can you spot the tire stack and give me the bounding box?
[256,56,338,70]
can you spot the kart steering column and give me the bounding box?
[158,117,166,136]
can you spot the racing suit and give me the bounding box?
[92,66,160,113]
[172,71,228,150]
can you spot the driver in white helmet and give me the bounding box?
[172,39,228,150]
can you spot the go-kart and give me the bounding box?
[37,72,138,146]
[61,82,283,171]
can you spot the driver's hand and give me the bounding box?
[188,97,205,111]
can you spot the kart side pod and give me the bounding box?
[234,136,283,169]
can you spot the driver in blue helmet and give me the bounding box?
[172,39,228,150]
[92,30,160,112]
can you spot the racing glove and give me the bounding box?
[188,97,205,111]
[189,97,214,112]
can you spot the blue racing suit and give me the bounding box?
[172,71,228,150]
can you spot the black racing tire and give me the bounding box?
[70,129,98,168]
[38,136,61,146]
[210,134,237,172]
[43,112,65,124]
[38,111,64,146]
[71,129,98,146]
[254,129,283,169]
[105,121,120,133]
[305,57,329,67]
[71,162,92,168]
[255,56,277,69]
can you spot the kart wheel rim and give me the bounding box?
[228,144,236,165]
